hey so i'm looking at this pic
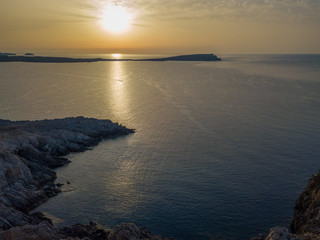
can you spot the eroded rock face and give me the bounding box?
[254,171,320,240]
[0,117,134,237]
[291,171,320,240]
[0,222,173,240]
[0,221,60,240]
[264,227,302,240]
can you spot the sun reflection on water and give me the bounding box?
[103,61,140,216]
[103,150,142,217]
[107,61,130,120]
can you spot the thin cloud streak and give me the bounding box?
[120,0,320,24]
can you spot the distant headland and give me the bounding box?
[0,53,221,63]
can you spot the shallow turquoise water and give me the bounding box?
[1,55,320,239]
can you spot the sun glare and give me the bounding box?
[112,53,121,59]
[101,6,132,34]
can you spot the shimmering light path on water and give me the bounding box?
[1,55,320,239]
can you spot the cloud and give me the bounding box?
[116,0,320,24]
[44,0,319,28]
[2,0,318,32]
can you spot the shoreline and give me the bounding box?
[0,54,221,63]
[0,117,168,239]
[0,117,318,240]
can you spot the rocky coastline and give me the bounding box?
[0,117,172,239]
[0,116,319,240]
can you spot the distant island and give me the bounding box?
[136,54,221,61]
[0,53,221,63]
[0,52,16,56]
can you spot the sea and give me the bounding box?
[0,54,320,240]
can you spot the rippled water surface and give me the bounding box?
[1,54,320,239]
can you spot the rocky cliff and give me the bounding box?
[290,171,320,240]
[252,171,320,240]
[0,117,170,239]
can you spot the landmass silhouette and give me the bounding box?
[0,53,221,63]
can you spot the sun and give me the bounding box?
[100,6,132,34]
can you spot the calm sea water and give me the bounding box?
[1,54,320,240]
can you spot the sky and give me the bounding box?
[0,0,320,54]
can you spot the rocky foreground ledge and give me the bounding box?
[0,117,172,239]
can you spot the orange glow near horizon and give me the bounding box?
[0,0,319,54]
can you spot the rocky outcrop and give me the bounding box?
[0,222,173,240]
[0,117,173,239]
[290,171,320,240]
[0,117,141,239]
[264,227,302,240]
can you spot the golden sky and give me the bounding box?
[1,0,319,54]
